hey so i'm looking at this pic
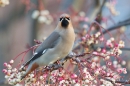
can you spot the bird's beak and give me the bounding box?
[61,18,69,28]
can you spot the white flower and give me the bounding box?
[10,74,15,78]
[40,76,43,80]
[59,80,65,85]
[74,83,80,86]
[120,26,126,33]
[122,61,126,65]
[21,71,26,75]
[5,75,9,79]
[92,52,98,55]
[15,84,22,86]
[93,57,99,61]
[0,0,9,7]
[96,32,101,36]
[10,60,14,64]
[106,40,111,46]
[110,37,114,41]
[8,69,11,73]
[95,40,98,44]
[12,68,17,72]
[85,80,89,83]
[16,78,21,82]
[7,64,12,69]
[91,62,96,68]
[95,33,99,38]
[32,10,53,24]
[105,2,119,16]
[83,68,87,72]
[79,11,85,17]
[119,40,125,48]
[97,47,101,52]
[32,10,40,19]
[38,16,47,23]
[94,80,97,83]
[17,74,21,79]
[29,74,34,78]
[102,65,106,69]
[83,24,88,28]
[41,10,49,15]
[95,70,100,75]
[72,80,76,84]
[101,79,114,86]
[113,61,118,65]
[118,49,122,55]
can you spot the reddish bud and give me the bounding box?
[9,60,14,64]
[100,37,104,41]
[3,62,8,67]
[58,77,64,81]
[102,49,106,53]
[81,37,86,41]
[71,74,77,79]
[2,69,7,74]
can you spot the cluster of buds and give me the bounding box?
[2,20,128,85]
[3,60,45,85]
[2,60,26,85]
[81,59,126,85]
[81,32,101,46]
[73,11,89,23]
[3,32,127,86]
[78,11,89,22]
[100,79,115,86]
[105,1,119,16]
[32,10,53,24]
[106,38,124,56]
[0,0,9,7]
[79,29,127,85]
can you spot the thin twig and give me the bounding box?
[100,46,130,51]
[115,80,130,85]
[103,18,130,34]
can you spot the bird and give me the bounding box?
[21,13,75,78]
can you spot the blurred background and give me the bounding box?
[0,0,130,85]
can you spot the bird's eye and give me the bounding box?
[66,17,70,20]
[59,18,62,21]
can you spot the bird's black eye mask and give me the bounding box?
[60,17,62,21]
[59,17,70,21]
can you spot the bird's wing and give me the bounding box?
[23,31,60,67]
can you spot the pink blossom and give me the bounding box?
[81,37,86,41]
[71,74,77,79]
[102,49,106,53]
[117,68,123,73]
[9,60,14,64]
[2,69,7,74]
[3,62,8,67]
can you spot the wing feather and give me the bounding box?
[23,31,60,67]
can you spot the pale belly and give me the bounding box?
[36,42,73,66]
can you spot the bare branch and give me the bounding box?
[103,18,130,34]
[115,80,130,85]
[99,46,130,51]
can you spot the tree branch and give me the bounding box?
[99,46,130,51]
[115,80,130,85]
[102,18,130,34]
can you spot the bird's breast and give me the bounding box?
[55,36,74,57]
[37,29,75,66]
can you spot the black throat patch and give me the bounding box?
[61,19,69,28]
